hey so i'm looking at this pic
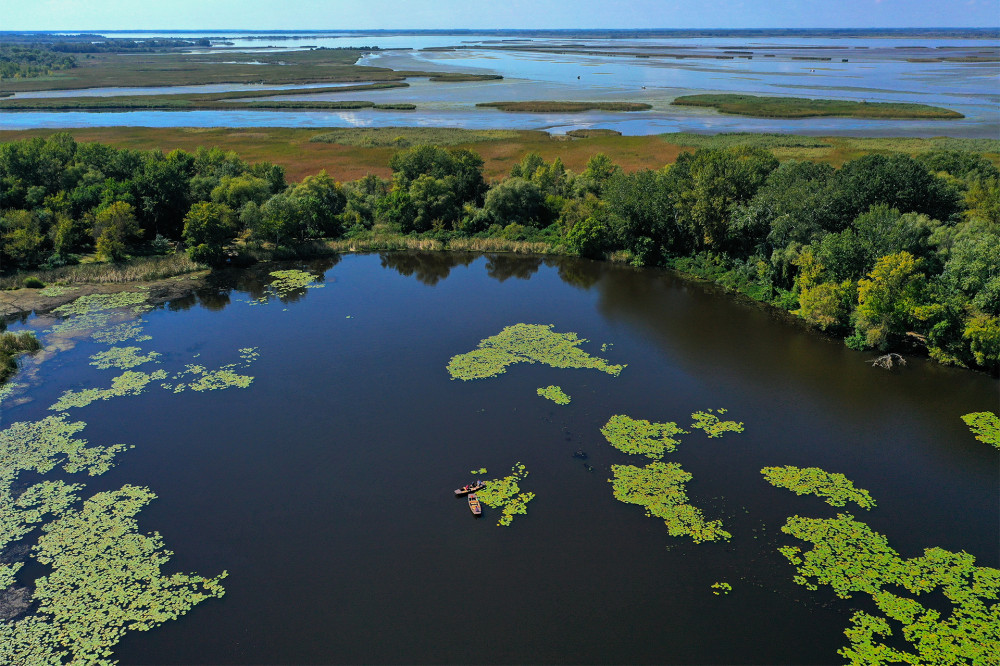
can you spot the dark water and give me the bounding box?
[6,253,998,665]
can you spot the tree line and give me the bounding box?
[1,133,997,372]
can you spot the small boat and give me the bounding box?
[468,493,482,516]
[454,481,485,496]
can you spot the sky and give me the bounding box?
[5,0,998,31]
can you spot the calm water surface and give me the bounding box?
[4,31,997,136]
[5,253,997,664]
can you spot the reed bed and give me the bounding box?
[0,254,204,290]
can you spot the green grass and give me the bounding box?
[661,132,832,148]
[672,94,964,119]
[0,82,412,111]
[566,129,623,138]
[476,101,653,113]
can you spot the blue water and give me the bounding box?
[3,31,998,136]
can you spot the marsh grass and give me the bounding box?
[477,101,653,113]
[0,331,41,383]
[672,94,964,119]
[310,127,524,147]
[0,254,204,290]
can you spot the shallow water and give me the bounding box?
[5,253,997,665]
[3,31,997,136]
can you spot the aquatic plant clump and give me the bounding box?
[160,348,259,393]
[447,323,624,381]
[537,385,571,405]
[53,290,151,317]
[91,321,152,345]
[779,513,1000,665]
[609,462,731,543]
[961,411,1000,449]
[0,484,227,666]
[690,409,745,438]
[49,290,152,337]
[49,370,168,410]
[711,582,732,595]
[476,462,535,527]
[601,414,687,459]
[250,269,324,305]
[89,346,162,370]
[761,466,876,510]
[38,285,80,297]
[0,414,129,483]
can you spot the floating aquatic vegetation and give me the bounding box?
[537,385,571,405]
[48,290,152,337]
[690,409,745,438]
[249,269,324,305]
[91,321,152,345]
[470,468,487,475]
[609,462,731,543]
[89,346,161,370]
[0,484,226,666]
[779,513,1000,665]
[160,348,258,393]
[961,411,1000,450]
[761,466,876,510]
[476,462,535,527]
[601,414,687,459]
[0,415,129,482]
[447,323,624,381]
[0,381,22,406]
[52,290,151,317]
[49,370,168,410]
[0,480,83,588]
[38,286,80,297]
[711,582,732,595]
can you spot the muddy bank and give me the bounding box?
[0,272,210,320]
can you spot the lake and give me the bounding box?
[4,252,997,664]
[2,30,998,136]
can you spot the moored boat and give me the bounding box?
[468,493,482,515]
[454,481,485,496]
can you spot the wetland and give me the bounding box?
[1,252,996,664]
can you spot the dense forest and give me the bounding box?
[0,45,77,79]
[1,133,997,372]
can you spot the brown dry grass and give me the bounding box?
[0,127,995,183]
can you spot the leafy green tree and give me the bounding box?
[256,193,304,246]
[963,177,1000,225]
[603,169,674,262]
[940,231,1000,315]
[574,153,621,197]
[182,202,237,266]
[374,188,416,231]
[854,251,927,350]
[210,174,272,211]
[482,177,548,228]
[566,216,609,259]
[388,145,486,205]
[1,209,47,267]
[286,170,347,238]
[408,174,460,232]
[666,146,779,251]
[831,154,959,224]
[963,313,1000,371]
[93,201,143,262]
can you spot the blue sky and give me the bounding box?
[7,0,998,30]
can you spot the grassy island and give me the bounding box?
[671,94,964,119]
[477,101,652,113]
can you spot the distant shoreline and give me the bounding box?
[3,28,999,39]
